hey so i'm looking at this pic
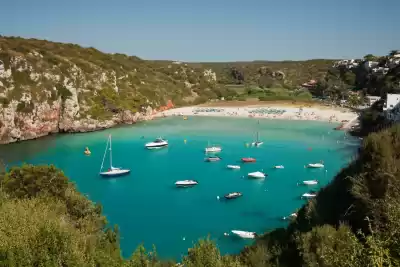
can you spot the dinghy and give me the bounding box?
[231,230,257,239]
[175,180,198,188]
[302,180,318,185]
[274,165,284,169]
[302,192,317,199]
[307,163,324,168]
[99,135,130,177]
[248,171,266,179]
[242,157,256,163]
[282,213,298,220]
[205,156,221,162]
[224,192,243,199]
[227,165,240,170]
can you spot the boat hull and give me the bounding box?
[100,170,130,177]
[227,165,240,169]
[242,158,256,163]
[146,144,168,149]
[224,194,242,199]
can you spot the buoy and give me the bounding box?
[245,143,249,147]
[182,237,186,241]
[84,147,91,155]
[217,196,220,200]
[184,139,187,144]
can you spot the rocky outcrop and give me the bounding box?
[0,37,179,144]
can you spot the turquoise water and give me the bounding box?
[1,116,359,260]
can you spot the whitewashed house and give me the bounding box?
[364,61,379,70]
[384,94,400,122]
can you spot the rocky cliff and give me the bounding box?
[0,37,215,144]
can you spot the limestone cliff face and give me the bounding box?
[0,37,201,144]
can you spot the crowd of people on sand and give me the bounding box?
[157,105,357,124]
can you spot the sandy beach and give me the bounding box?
[155,103,359,126]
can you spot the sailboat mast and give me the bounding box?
[109,134,113,168]
[100,135,109,172]
[257,131,259,142]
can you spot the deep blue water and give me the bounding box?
[0,116,359,260]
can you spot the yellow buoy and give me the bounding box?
[84,147,91,155]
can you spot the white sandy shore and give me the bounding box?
[155,105,359,126]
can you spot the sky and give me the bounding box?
[1,0,399,62]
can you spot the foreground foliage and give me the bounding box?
[1,124,400,266]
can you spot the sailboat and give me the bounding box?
[99,134,130,177]
[251,131,263,147]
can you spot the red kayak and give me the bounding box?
[241,157,256,163]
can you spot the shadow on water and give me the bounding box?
[0,135,58,165]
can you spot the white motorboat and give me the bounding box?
[248,171,266,179]
[227,165,241,170]
[99,135,130,177]
[224,192,242,199]
[302,192,317,199]
[231,230,257,239]
[145,138,168,149]
[175,180,198,187]
[302,180,318,185]
[307,163,324,168]
[205,156,221,162]
[274,165,284,169]
[251,131,263,147]
[205,141,222,153]
[282,213,298,220]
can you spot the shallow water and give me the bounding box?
[1,116,359,260]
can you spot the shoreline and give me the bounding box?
[154,105,359,126]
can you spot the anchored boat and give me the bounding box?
[231,230,257,239]
[145,138,168,149]
[175,180,198,188]
[99,135,130,177]
[205,156,221,162]
[224,192,243,199]
[301,180,318,185]
[227,165,240,170]
[306,163,324,168]
[242,157,256,163]
[248,171,266,179]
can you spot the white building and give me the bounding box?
[384,94,400,122]
[384,94,400,111]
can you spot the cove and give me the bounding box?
[0,116,359,260]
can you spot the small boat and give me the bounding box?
[251,131,263,147]
[242,157,256,163]
[205,141,222,153]
[282,213,298,220]
[224,192,242,199]
[307,163,324,168]
[145,138,168,149]
[273,165,284,169]
[84,147,91,155]
[248,171,266,179]
[175,180,198,188]
[301,180,318,185]
[302,191,317,199]
[231,230,257,239]
[99,135,130,177]
[205,156,221,162]
[227,165,240,170]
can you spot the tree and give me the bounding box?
[364,54,378,61]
